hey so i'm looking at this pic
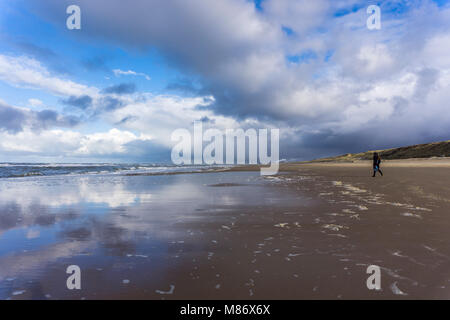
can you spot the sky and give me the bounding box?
[0,0,449,163]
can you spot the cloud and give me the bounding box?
[102,82,136,95]
[103,94,239,147]
[61,95,93,110]
[114,115,138,125]
[263,0,330,34]
[0,54,135,116]
[28,98,43,107]
[7,40,72,74]
[0,101,79,134]
[0,54,98,97]
[99,96,126,112]
[0,92,239,161]
[35,109,80,128]
[75,128,152,155]
[113,69,150,80]
[0,102,26,133]
[199,116,215,124]
[166,78,202,95]
[0,127,153,160]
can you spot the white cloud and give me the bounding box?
[0,128,82,153]
[106,94,243,147]
[113,69,151,80]
[0,54,98,97]
[76,128,152,155]
[263,0,329,34]
[28,98,43,107]
[0,127,153,158]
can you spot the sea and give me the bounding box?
[0,163,225,179]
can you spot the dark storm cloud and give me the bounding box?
[289,123,450,161]
[28,0,283,118]
[102,83,136,95]
[61,95,93,110]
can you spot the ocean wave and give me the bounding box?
[0,163,225,179]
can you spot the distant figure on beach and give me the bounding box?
[372,152,383,177]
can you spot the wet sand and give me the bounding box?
[0,160,449,299]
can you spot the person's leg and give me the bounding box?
[379,168,383,176]
[372,169,376,177]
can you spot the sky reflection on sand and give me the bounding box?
[0,172,306,299]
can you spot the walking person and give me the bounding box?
[372,152,383,177]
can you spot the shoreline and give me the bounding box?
[129,157,450,176]
[1,157,449,180]
[228,157,450,173]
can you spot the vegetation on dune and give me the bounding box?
[312,140,450,162]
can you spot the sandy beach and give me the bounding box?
[0,159,449,299]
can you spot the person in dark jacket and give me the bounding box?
[372,152,383,177]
